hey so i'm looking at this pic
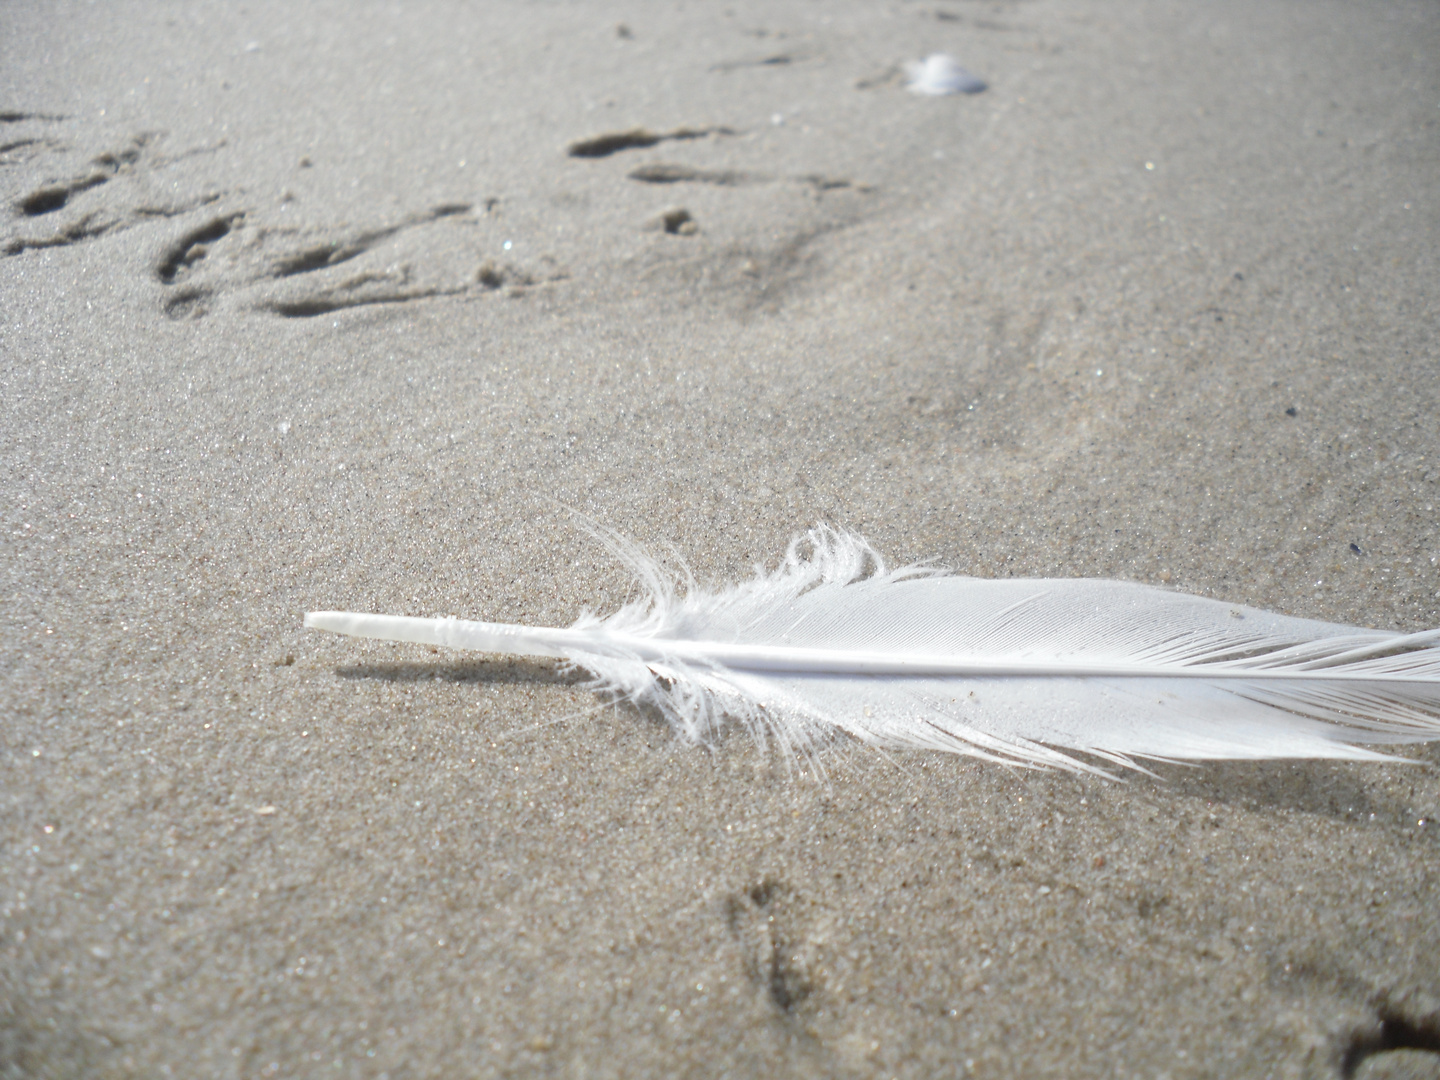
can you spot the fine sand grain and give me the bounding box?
[3,1,1439,1077]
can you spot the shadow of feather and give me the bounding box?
[333,658,585,687]
[331,659,698,740]
[1155,746,1439,839]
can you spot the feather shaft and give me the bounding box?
[306,612,1437,684]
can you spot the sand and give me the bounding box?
[3,0,1439,1076]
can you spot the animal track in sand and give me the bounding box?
[724,877,816,1015]
[4,211,122,254]
[156,214,243,284]
[709,52,809,73]
[151,201,567,320]
[161,287,215,321]
[568,117,871,315]
[1340,1002,1440,1078]
[4,122,515,319]
[649,207,698,235]
[4,126,225,256]
[0,136,63,167]
[567,104,871,264]
[15,138,145,217]
[268,203,471,278]
[627,163,755,187]
[253,204,493,319]
[629,163,866,195]
[261,285,471,319]
[0,111,70,166]
[566,126,734,159]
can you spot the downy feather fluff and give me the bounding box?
[305,526,1440,774]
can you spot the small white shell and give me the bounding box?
[904,54,987,96]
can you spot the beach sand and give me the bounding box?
[3,0,1439,1076]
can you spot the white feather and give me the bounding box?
[305,526,1440,774]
